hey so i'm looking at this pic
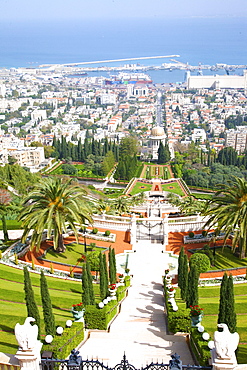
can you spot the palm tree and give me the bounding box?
[112,196,131,215]
[204,176,247,259]
[18,177,92,253]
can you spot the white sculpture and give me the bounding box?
[214,323,239,361]
[15,317,38,350]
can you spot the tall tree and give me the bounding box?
[204,176,247,258]
[225,274,237,333]
[103,253,109,296]
[181,254,189,301]
[186,264,199,308]
[18,177,92,253]
[218,272,228,325]
[86,260,95,305]
[81,264,90,306]
[23,267,40,338]
[178,246,184,289]
[99,253,107,300]
[0,189,12,241]
[40,270,56,336]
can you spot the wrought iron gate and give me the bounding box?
[136,220,164,243]
[41,351,212,370]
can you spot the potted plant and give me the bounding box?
[71,302,85,321]
[190,305,204,327]
[109,283,117,296]
[125,268,130,275]
[167,286,175,298]
[118,274,124,283]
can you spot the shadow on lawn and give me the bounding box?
[0,341,18,349]
[0,324,14,333]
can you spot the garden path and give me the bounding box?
[79,242,194,367]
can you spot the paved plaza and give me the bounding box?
[79,242,194,368]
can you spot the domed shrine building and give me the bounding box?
[149,126,166,160]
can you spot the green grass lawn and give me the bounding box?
[176,283,247,364]
[143,165,171,179]
[0,263,92,354]
[129,181,152,196]
[191,192,213,200]
[43,243,106,265]
[161,181,186,196]
[211,247,247,270]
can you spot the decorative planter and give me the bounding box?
[190,314,203,327]
[71,308,85,322]
[109,289,116,296]
[168,291,175,299]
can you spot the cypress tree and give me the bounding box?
[99,253,106,301]
[178,246,184,289]
[225,274,237,333]
[40,270,56,336]
[86,260,95,305]
[181,254,188,301]
[112,248,117,284]
[218,272,228,325]
[81,264,90,305]
[23,267,40,338]
[186,264,199,308]
[103,253,109,296]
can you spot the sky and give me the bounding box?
[1,0,247,21]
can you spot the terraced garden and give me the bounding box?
[0,263,100,354]
[161,181,186,196]
[43,242,106,265]
[143,165,171,179]
[175,283,247,363]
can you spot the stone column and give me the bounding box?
[15,341,43,370]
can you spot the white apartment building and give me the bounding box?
[7,147,45,167]
[225,126,247,154]
[191,128,207,143]
[31,109,47,122]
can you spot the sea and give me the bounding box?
[0,17,246,84]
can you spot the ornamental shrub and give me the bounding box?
[85,301,118,330]
[190,328,211,366]
[188,232,195,238]
[40,270,56,336]
[44,322,84,359]
[202,230,208,237]
[104,230,110,236]
[189,253,210,273]
[92,228,98,234]
[23,266,40,338]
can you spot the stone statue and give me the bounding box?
[214,323,239,361]
[15,317,38,350]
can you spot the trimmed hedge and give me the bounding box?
[44,322,84,359]
[85,301,118,330]
[116,285,127,302]
[190,328,211,366]
[124,276,131,287]
[164,279,190,333]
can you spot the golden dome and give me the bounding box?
[151,126,165,137]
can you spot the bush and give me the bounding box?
[124,276,131,287]
[190,253,211,273]
[104,230,111,236]
[92,228,98,234]
[202,230,208,237]
[190,327,211,366]
[44,322,84,359]
[116,285,127,302]
[168,308,191,333]
[85,301,118,330]
[164,280,190,333]
[188,232,195,238]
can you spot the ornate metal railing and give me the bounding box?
[40,351,212,370]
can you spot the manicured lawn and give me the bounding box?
[144,165,171,179]
[129,181,152,196]
[0,263,100,354]
[43,243,106,265]
[191,192,213,200]
[212,247,247,269]
[176,283,247,363]
[49,163,105,179]
[161,181,186,196]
